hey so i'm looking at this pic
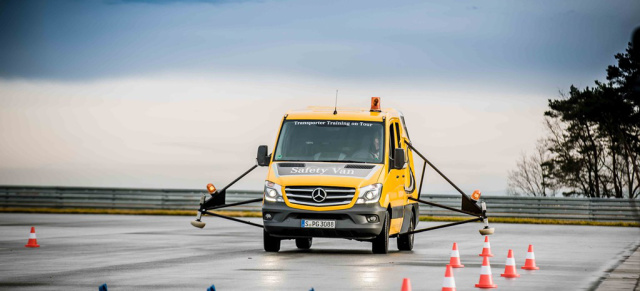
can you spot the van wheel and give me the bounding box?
[397,217,414,251]
[295,238,312,250]
[372,213,389,254]
[263,230,281,252]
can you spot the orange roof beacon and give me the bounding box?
[191,98,493,253]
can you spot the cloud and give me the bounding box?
[105,0,260,5]
[1,0,637,194]
[1,0,637,91]
[0,74,546,194]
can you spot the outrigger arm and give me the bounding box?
[191,144,494,236]
[190,163,265,229]
[405,142,494,235]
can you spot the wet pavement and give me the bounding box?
[0,213,638,290]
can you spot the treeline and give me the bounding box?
[509,42,639,198]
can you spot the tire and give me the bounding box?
[372,213,390,254]
[295,238,312,250]
[263,230,281,252]
[397,216,415,251]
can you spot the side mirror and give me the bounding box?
[393,148,406,169]
[257,145,270,167]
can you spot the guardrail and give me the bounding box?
[1,186,638,222]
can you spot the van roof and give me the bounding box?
[285,106,403,122]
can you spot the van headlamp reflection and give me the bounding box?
[357,183,382,204]
[264,181,284,202]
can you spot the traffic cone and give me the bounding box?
[401,278,412,291]
[475,256,497,289]
[521,244,539,270]
[448,242,464,268]
[442,265,456,291]
[478,236,494,257]
[25,227,40,248]
[500,249,520,278]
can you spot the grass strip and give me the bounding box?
[1,208,637,227]
[419,215,639,227]
[0,207,261,218]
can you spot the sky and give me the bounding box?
[0,0,638,194]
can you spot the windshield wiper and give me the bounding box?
[319,160,368,163]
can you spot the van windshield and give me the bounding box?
[274,120,384,163]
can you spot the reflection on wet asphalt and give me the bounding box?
[0,213,638,290]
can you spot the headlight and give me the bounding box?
[264,180,283,202]
[356,183,382,204]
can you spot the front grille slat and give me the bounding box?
[285,193,311,198]
[286,200,352,207]
[324,195,353,199]
[284,186,356,207]
[324,189,355,193]
[286,188,355,193]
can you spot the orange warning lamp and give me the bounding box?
[206,183,217,194]
[370,97,381,112]
[471,189,481,201]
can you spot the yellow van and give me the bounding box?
[258,97,419,253]
[191,97,492,254]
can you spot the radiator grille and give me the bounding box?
[284,186,356,206]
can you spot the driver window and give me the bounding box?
[389,123,396,161]
[394,122,402,148]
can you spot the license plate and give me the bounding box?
[301,219,336,229]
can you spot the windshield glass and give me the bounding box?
[274,120,384,163]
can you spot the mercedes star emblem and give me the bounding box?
[311,188,327,203]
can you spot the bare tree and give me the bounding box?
[507,139,558,197]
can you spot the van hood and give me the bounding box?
[268,162,383,188]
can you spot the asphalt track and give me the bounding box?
[0,213,638,290]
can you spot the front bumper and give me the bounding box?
[262,203,387,240]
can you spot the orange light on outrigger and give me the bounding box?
[206,183,217,194]
[370,97,381,112]
[471,189,481,201]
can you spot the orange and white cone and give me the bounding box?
[475,256,497,289]
[500,249,520,278]
[400,278,412,291]
[521,245,539,270]
[442,265,456,291]
[448,242,464,268]
[479,236,494,257]
[25,227,40,248]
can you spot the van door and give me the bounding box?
[396,119,418,234]
[396,121,415,197]
[386,119,405,235]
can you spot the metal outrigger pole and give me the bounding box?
[190,144,494,235]
[405,142,494,235]
[190,164,265,229]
